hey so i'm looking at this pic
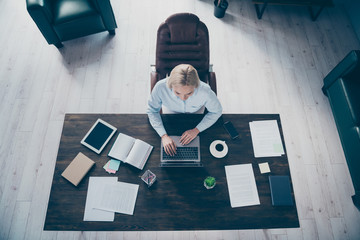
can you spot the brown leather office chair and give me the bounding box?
[150,13,217,94]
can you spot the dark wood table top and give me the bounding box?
[44,113,299,231]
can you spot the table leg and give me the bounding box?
[308,5,325,21]
[254,2,268,19]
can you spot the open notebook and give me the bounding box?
[108,133,153,170]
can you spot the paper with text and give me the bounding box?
[225,164,260,208]
[83,177,117,221]
[249,120,285,158]
[94,181,139,215]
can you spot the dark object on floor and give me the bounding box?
[214,0,228,18]
[252,0,334,21]
[26,0,117,48]
[322,50,360,210]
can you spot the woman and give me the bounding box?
[147,64,222,156]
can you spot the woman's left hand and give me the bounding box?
[180,128,200,145]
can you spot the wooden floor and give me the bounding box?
[0,0,359,239]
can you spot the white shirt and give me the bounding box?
[147,78,223,137]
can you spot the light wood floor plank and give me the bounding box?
[26,121,63,240]
[306,165,335,240]
[0,131,31,240]
[17,93,56,201]
[304,106,344,217]
[300,219,319,240]
[331,164,360,240]
[330,217,349,240]
[7,201,31,240]
[0,100,27,194]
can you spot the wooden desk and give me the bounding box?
[252,0,334,21]
[44,114,299,231]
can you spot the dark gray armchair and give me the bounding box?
[26,0,117,48]
[322,50,360,210]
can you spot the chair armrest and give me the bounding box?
[150,71,163,114]
[93,0,117,30]
[26,0,52,20]
[353,193,360,210]
[209,64,213,72]
[323,50,360,95]
[151,71,160,92]
[26,0,60,45]
[209,72,217,95]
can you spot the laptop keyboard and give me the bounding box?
[162,147,199,160]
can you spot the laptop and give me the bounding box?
[160,136,202,167]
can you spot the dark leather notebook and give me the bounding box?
[269,175,294,206]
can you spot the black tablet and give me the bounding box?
[80,119,117,154]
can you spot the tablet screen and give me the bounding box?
[84,122,114,150]
[81,119,117,154]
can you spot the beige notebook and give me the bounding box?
[61,152,95,186]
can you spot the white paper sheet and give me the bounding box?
[94,181,139,215]
[126,139,152,169]
[83,177,117,221]
[249,120,285,158]
[225,164,260,208]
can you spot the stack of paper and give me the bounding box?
[103,159,121,174]
[249,120,285,158]
[83,177,139,221]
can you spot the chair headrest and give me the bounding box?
[156,13,210,81]
[165,13,199,43]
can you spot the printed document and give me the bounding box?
[249,120,285,158]
[225,164,260,208]
[83,177,117,221]
[94,181,139,215]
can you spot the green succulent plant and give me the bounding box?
[204,176,216,188]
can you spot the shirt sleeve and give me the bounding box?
[147,83,167,137]
[195,88,223,132]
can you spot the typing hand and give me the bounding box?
[180,128,200,145]
[162,134,177,156]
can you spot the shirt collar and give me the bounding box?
[168,85,199,101]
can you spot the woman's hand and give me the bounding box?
[161,134,177,156]
[180,128,200,145]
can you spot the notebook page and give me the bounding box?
[108,133,135,161]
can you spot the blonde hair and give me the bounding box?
[167,64,200,89]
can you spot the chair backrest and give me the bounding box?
[155,13,210,83]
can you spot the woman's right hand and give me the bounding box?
[161,134,177,156]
